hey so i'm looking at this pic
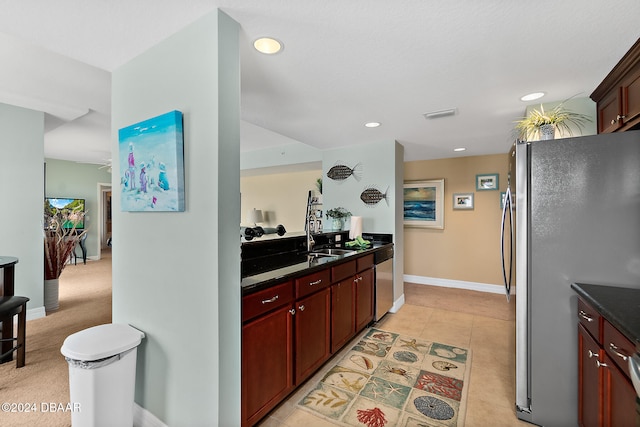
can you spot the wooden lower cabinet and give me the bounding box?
[355,267,374,331]
[242,304,294,427]
[331,266,375,353]
[603,353,636,427]
[242,252,382,426]
[294,287,331,384]
[578,323,603,427]
[331,279,355,353]
[577,298,637,427]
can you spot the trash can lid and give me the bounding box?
[61,323,145,361]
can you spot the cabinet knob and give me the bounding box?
[609,342,629,361]
[309,279,322,286]
[298,304,305,312]
[588,350,598,359]
[611,115,627,125]
[596,360,608,369]
[289,308,296,315]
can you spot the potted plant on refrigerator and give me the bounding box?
[325,207,351,231]
[514,101,591,141]
[43,202,88,312]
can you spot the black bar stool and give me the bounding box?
[0,296,29,368]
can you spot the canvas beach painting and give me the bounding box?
[118,110,185,212]
[403,179,444,229]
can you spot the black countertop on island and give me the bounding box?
[571,282,640,348]
[241,243,392,295]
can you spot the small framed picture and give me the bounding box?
[476,173,499,191]
[453,193,474,210]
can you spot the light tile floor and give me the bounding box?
[256,286,532,427]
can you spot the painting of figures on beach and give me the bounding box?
[403,179,444,229]
[118,110,185,212]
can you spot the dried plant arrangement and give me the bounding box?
[43,203,88,280]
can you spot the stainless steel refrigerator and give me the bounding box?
[500,130,640,426]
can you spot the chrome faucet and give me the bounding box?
[307,232,315,253]
[306,191,315,252]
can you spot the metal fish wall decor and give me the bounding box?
[326,162,362,181]
[360,185,389,206]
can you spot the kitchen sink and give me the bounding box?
[311,248,357,256]
[307,252,337,258]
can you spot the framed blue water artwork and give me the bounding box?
[403,179,444,229]
[118,110,185,212]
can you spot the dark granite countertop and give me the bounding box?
[241,243,392,295]
[571,282,640,347]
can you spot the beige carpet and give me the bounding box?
[0,251,112,427]
[404,283,515,321]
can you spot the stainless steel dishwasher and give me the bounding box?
[374,245,394,321]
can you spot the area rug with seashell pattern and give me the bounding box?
[298,328,471,427]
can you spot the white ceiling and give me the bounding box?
[0,1,638,165]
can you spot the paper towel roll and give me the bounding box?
[349,216,363,239]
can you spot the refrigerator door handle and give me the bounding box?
[500,186,513,302]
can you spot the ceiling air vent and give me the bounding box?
[423,108,457,119]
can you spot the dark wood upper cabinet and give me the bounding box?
[591,38,640,133]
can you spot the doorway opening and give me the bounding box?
[97,182,112,260]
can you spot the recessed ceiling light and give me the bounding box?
[453,148,466,152]
[253,37,283,54]
[364,122,381,128]
[520,92,545,102]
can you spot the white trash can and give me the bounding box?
[61,323,145,427]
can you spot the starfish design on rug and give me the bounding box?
[400,338,428,351]
[384,382,404,397]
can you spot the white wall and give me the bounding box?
[111,10,240,426]
[0,103,44,311]
[322,140,399,234]
[322,140,404,306]
[44,158,112,260]
[241,141,322,171]
[393,141,405,306]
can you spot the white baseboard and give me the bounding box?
[389,293,405,313]
[134,403,167,427]
[27,306,46,321]
[403,275,511,295]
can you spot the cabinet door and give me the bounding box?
[578,324,603,427]
[295,287,331,384]
[598,88,623,134]
[622,63,640,128]
[355,268,374,332]
[242,304,294,426]
[603,353,637,427]
[331,279,355,353]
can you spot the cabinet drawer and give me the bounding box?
[356,254,374,272]
[577,298,601,341]
[603,319,634,378]
[296,269,331,299]
[243,281,293,323]
[331,260,356,283]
